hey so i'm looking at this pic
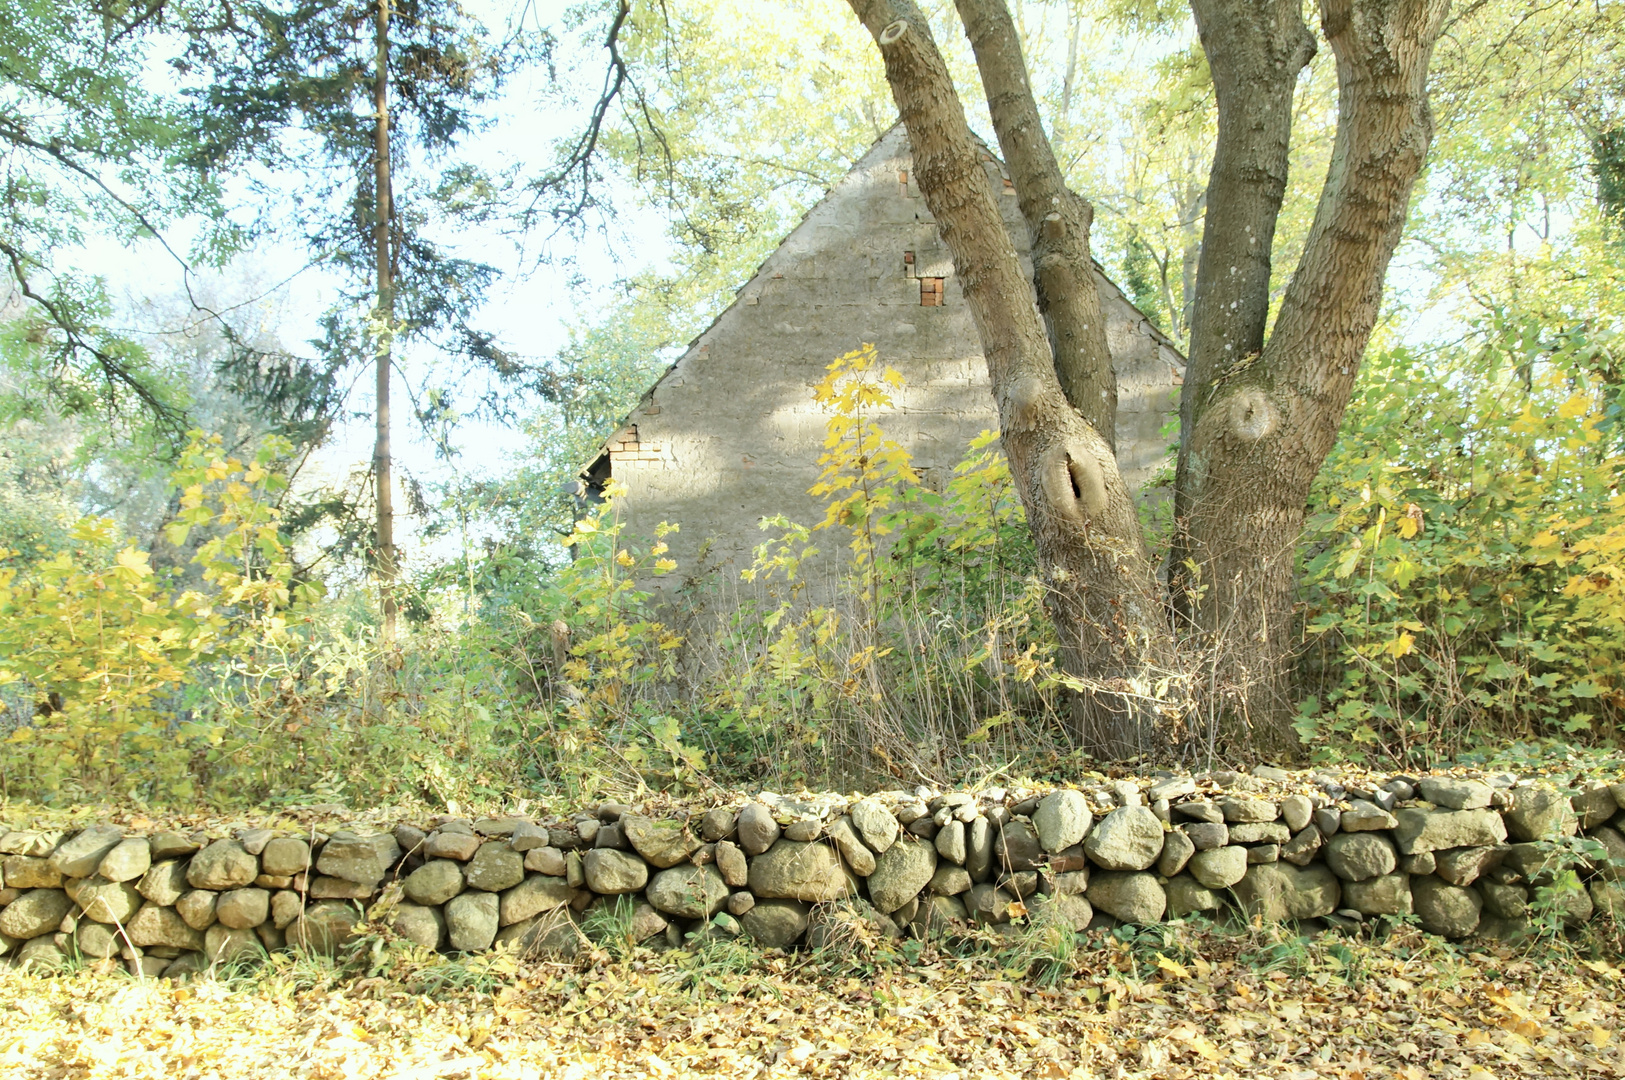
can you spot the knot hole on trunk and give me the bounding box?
[1042,442,1108,529]
[1228,388,1280,443]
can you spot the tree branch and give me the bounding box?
[954,0,1119,449]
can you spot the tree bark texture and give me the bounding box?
[373,0,398,640]
[1180,0,1449,753]
[1172,0,1316,615]
[847,0,1176,758]
[954,0,1118,449]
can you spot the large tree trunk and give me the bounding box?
[1179,0,1449,753]
[954,0,1117,448]
[1172,0,1315,620]
[847,0,1176,758]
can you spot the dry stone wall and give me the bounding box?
[4,769,1624,975]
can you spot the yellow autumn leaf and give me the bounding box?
[1154,952,1190,979]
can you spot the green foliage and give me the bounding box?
[0,432,302,799]
[0,0,226,422]
[1296,317,1625,764]
[699,348,1067,786]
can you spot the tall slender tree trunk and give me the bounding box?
[848,0,1176,758]
[1178,0,1449,753]
[373,0,397,641]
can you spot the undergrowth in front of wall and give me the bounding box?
[0,322,1621,811]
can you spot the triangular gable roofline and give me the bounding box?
[577,121,1184,486]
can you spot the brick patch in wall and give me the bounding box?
[920,277,944,306]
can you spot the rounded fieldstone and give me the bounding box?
[1234,862,1340,921]
[928,864,973,896]
[205,925,260,964]
[1189,846,1248,890]
[965,882,1018,925]
[737,804,782,856]
[216,888,271,930]
[3,855,61,890]
[1591,879,1625,920]
[394,903,445,949]
[464,843,525,892]
[867,837,937,914]
[495,909,583,958]
[848,799,899,854]
[1343,873,1412,916]
[1419,776,1493,810]
[1481,880,1528,918]
[1504,785,1579,843]
[1157,830,1195,877]
[583,849,649,894]
[1280,795,1314,833]
[1435,846,1501,887]
[646,864,729,920]
[701,808,737,842]
[1281,827,1323,866]
[1084,806,1165,872]
[1085,871,1166,924]
[16,937,67,972]
[1032,790,1092,854]
[77,879,142,925]
[74,921,123,958]
[1393,808,1507,854]
[1411,875,1481,937]
[1166,874,1222,917]
[1181,821,1228,850]
[48,825,124,878]
[287,900,361,954]
[500,874,574,926]
[741,898,811,948]
[1033,892,1094,932]
[965,817,993,881]
[747,840,849,903]
[610,901,661,943]
[621,814,702,868]
[935,820,967,865]
[914,893,970,936]
[0,889,74,939]
[1324,832,1397,882]
[426,832,482,861]
[1217,797,1278,824]
[825,817,876,876]
[260,838,312,876]
[177,890,219,930]
[188,840,259,890]
[995,820,1045,872]
[715,841,749,887]
[127,902,206,950]
[445,891,500,952]
[405,859,465,906]
[97,838,152,883]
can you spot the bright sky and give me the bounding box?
[70,0,680,564]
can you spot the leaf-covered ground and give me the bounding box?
[2,921,1622,1080]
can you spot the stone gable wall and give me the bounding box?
[4,770,1622,975]
[594,126,1185,594]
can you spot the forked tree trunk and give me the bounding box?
[847,0,1176,758]
[1178,0,1450,753]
